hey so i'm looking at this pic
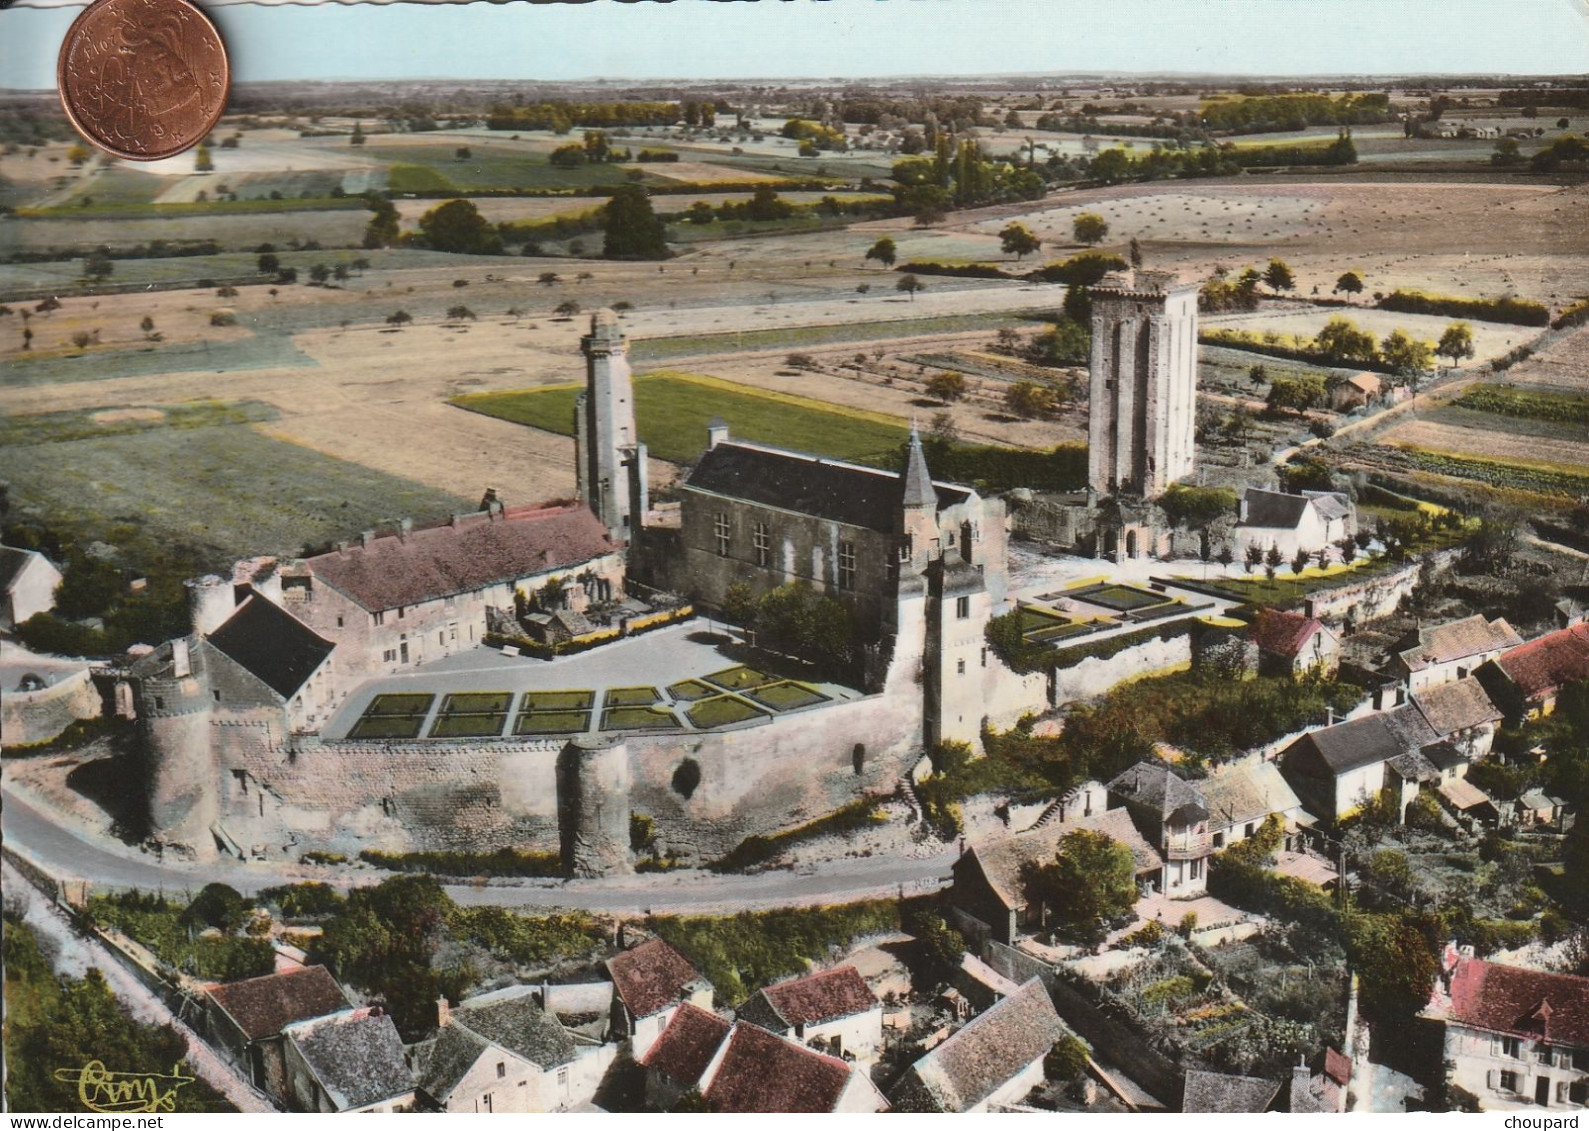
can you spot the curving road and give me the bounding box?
[1,785,956,915]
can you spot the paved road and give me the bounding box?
[2,785,956,914]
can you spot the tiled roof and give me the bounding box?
[205,965,351,1042]
[703,1023,857,1113]
[965,807,1164,913]
[955,954,1020,998]
[207,594,334,700]
[1183,1069,1281,1113]
[738,966,878,1032]
[453,985,576,1070]
[284,1009,414,1111]
[606,938,705,1020]
[1446,958,1589,1048]
[1399,615,1523,673]
[1201,761,1301,829]
[1239,488,1311,530]
[685,439,970,533]
[1107,761,1209,825]
[1323,1047,1352,1087]
[1413,678,1503,736]
[1517,789,1560,812]
[1437,776,1495,813]
[1304,491,1353,523]
[1250,608,1323,659]
[413,1024,491,1105]
[1495,624,1589,701]
[640,1002,730,1089]
[304,504,617,613]
[890,979,1065,1113]
[1388,750,1441,784]
[1297,706,1437,775]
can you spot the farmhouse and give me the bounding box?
[1327,372,1383,412]
[1477,623,1589,721]
[698,1022,888,1113]
[1251,608,1340,677]
[197,965,352,1101]
[640,1002,732,1110]
[1232,487,1355,563]
[1410,677,1504,761]
[1278,706,1439,821]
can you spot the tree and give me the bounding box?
[66,143,91,167]
[363,194,400,249]
[1005,380,1056,419]
[721,582,756,628]
[1266,373,1327,415]
[1291,547,1312,576]
[602,183,668,260]
[686,201,715,225]
[418,199,503,255]
[140,315,155,334]
[1436,321,1475,370]
[82,249,113,281]
[446,305,476,321]
[538,271,561,286]
[1244,543,1265,572]
[308,263,331,285]
[924,370,967,402]
[1128,236,1143,270]
[1262,257,1296,295]
[386,310,412,326]
[1248,363,1268,388]
[896,274,924,301]
[350,122,366,147]
[1347,912,1439,1025]
[554,300,582,317]
[1072,211,1109,245]
[275,266,298,285]
[194,143,213,173]
[454,146,472,161]
[864,237,896,269]
[905,909,969,988]
[747,185,792,222]
[333,264,350,283]
[999,221,1041,261]
[1381,328,1435,396]
[1315,315,1379,363]
[1026,829,1137,944]
[1331,271,1364,300]
[550,143,587,167]
[1492,137,1524,166]
[182,883,250,933]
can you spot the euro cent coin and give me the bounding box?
[58,0,230,162]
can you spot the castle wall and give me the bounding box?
[1304,549,1456,628]
[1051,632,1195,705]
[2,666,101,749]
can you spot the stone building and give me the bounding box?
[1087,271,1199,499]
[0,545,62,630]
[736,965,882,1067]
[574,309,648,544]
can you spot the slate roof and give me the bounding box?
[207,594,334,700]
[1296,706,1438,775]
[1239,488,1315,530]
[453,986,576,1069]
[304,504,617,613]
[606,938,706,1020]
[1399,615,1523,673]
[685,439,971,533]
[1412,678,1503,736]
[1517,789,1561,812]
[963,806,1164,914]
[1446,958,1589,1048]
[0,545,52,592]
[205,965,351,1042]
[890,979,1065,1113]
[412,1024,492,1106]
[702,1022,858,1113]
[737,966,878,1032]
[1494,624,1589,701]
[1251,608,1325,659]
[640,1002,731,1089]
[1201,761,1301,830]
[1107,761,1210,825]
[1388,750,1441,784]
[1183,1069,1281,1113]
[1421,741,1469,773]
[284,1009,414,1111]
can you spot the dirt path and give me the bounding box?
[3,859,279,1113]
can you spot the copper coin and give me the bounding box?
[57,0,230,162]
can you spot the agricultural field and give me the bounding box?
[453,369,914,465]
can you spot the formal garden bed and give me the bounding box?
[703,665,775,692]
[665,678,718,701]
[687,695,768,729]
[604,686,662,708]
[745,680,830,712]
[513,709,590,735]
[601,705,683,731]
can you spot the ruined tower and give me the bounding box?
[556,735,633,878]
[1087,271,1199,498]
[136,636,219,861]
[574,309,648,544]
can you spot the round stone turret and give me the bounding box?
[557,736,632,878]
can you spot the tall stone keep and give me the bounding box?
[1087,271,1199,498]
[574,309,648,543]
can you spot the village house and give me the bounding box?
[1182,1069,1281,1113]
[697,1021,888,1113]
[1288,1049,1351,1113]
[639,1002,732,1111]
[1394,615,1523,693]
[605,938,715,1058]
[1231,488,1355,563]
[889,979,1068,1113]
[949,953,1021,1014]
[1513,790,1571,831]
[278,502,625,681]
[1410,677,1505,761]
[1200,760,1304,851]
[279,1007,415,1114]
[736,965,883,1066]
[1107,761,1214,897]
[1251,608,1340,678]
[412,986,611,1113]
[1478,623,1589,722]
[950,806,1161,943]
[1279,706,1440,821]
[1424,946,1589,1110]
[0,545,62,631]
[196,965,352,1101]
[1327,372,1384,412]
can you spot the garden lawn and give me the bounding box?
[687,695,766,729]
[366,693,435,716]
[453,371,912,466]
[428,714,509,739]
[1071,583,1174,612]
[666,679,717,701]
[441,692,514,714]
[604,686,661,708]
[513,710,590,735]
[704,665,773,691]
[349,715,427,740]
[746,681,829,711]
[523,690,594,711]
[602,706,682,731]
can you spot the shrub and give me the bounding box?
[1377,289,1549,327]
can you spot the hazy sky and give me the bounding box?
[4,0,1588,91]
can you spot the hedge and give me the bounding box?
[1049,619,1197,671]
[1377,289,1550,327]
[358,847,563,878]
[1199,330,1398,375]
[1551,298,1589,331]
[898,260,1016,280]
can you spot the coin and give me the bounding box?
[57,0,230,163]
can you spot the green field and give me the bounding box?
[0,407,469,565]
[453,371,912,466]
[628,311,1041,364]
[371,145,660,193]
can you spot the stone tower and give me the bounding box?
[556,736,633,878]
[1087,270,1199,498]
[137,637,219,861]
[574,309,648,543]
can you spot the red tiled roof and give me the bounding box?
[1447,958,1589,1047]
[1324,1047,1351,1087]
[740,966,878,1031]
[606,938,703,1020]
[1400,615,1523,673]
[205,965,351,1042]
[704,1023,855,1113]
[305,504,617,613]
[1251,608,1322,659]
[640,1002,730,1088]
[1496,624,1589,702]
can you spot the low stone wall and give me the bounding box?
[1305,549,1456,627]
[541,982,615,1015]
[1047,968,1183,1107]
[1051,633,1194,705]
[3,667,101,749]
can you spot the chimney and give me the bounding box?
[399,518,412,540]
[706,418,729,450]
[1326,704,1335,727]
[172,637,191,680]
[360,530,375,547]
[1289,1056,1313,1114]
[435,996,451,1029]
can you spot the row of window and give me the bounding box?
[1491,1070,1589,1106]
[714,514,858,590]
[372,595,462,627]
[1493,1037,1589,1071]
